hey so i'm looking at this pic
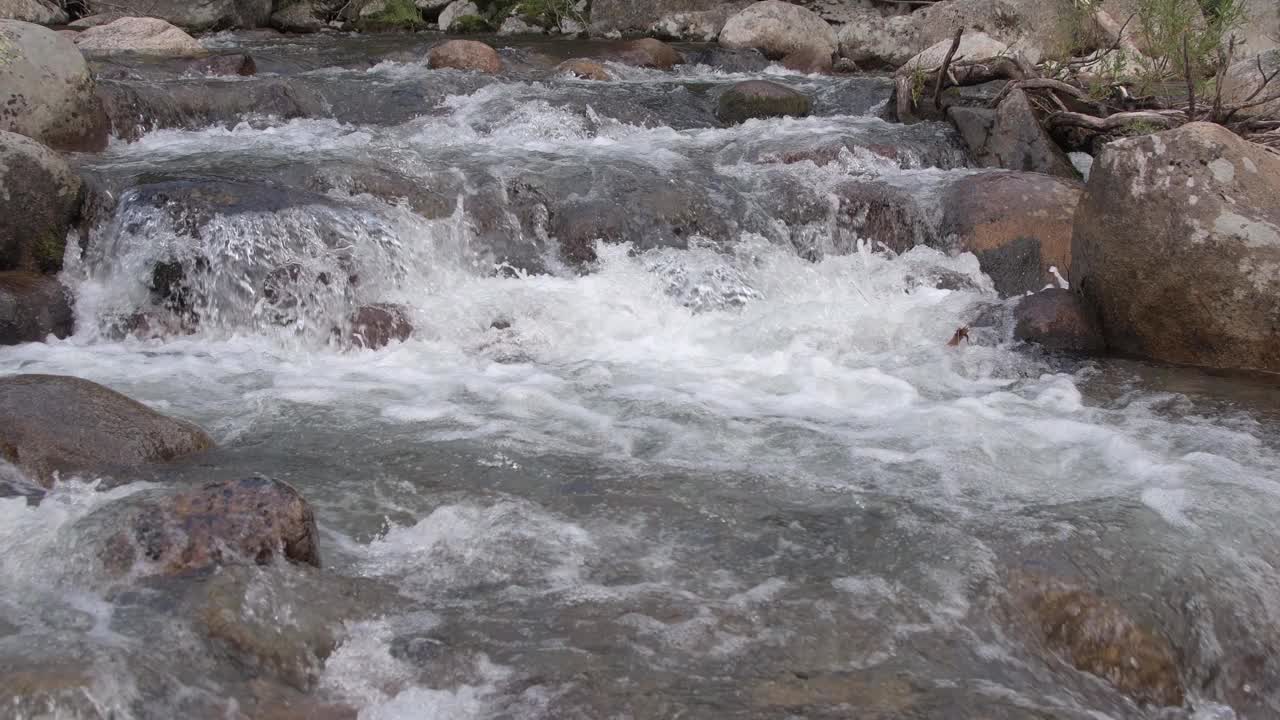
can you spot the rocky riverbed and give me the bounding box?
[2,9,1280,720]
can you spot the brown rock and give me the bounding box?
[940,171,1082,297]
[781,46,832,74]
[0,374,214,486]
[949,89,1078,179]
[1011,572,1184,707]
[99,476,320,576]
[615,37,683,69]
[427,39,502,73]
[0,130,83,273]
[556,57,610,81]
[0,272,73,345]
[716,79,810,124]
[349,303,412,349]
[1013,288,1103,353]
[1073,122,1280,372]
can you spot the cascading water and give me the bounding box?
[2,33,1279,720]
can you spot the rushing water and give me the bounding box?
[2,33,1280,720]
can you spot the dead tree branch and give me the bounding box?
[1183,33,1196,120]
[933,27,964,111]
[1047,110,1185,132]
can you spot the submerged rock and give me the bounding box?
[1074,122,1280,372]
[0,272,73,345]
[556,57,610,80]
[681,46,768,73]
[1013,288,1103,353]
[427,39,501,73]
[719,0,836,60]
[0,20,108,151]
[1009,571,1184,707]
[74,17,205,55]
[97,476,321,576]
[716,80,810,124]
[615,38,682,69]
[0,374,214,485]
[939,171,1081,297]
[185,52,257,76]
[0,130,82,273]
[348,303,412,349]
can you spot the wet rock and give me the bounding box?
[0,130,82,273]
[716,80,810,124]
[87,0,271,30]
[682,46,768,72]
[0,374,214,486]
[0,20,108,151]
[649,4,743,42]
[194,566,392,689]
[556,57,610,80]
[0,660,103,719]
[0,272,73,345]
[427,39,501,73]
[436,0,479,31]
[68,12,127,28]
[185,52,257,76]
[1074,122,1280,372]
[1013,289,1103,353]
[1010,572,1184,707]
[75,17,205,55]
[751,672,918,714]
[948,89,1078,179]
[831,179,935,254]
[348,303,412,349]
[615,37,682,70]
[0,0,67,24]
[837,10,918,69]
[719,0,836,61]
[270,2,326,32]
[98,476,320,576]
[781,46,832,74]
[939,171,1081,297]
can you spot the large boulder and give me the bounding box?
[719,0,836,61]
[0,0,66,25]
[1218,49,1280,120]
[94,476,320,576]
[0,131,82,273]
[940,170,1081,296]
[836,10,918,69]
[1073,122,1280,372]
[0,374,215,485]
[589,0,724,36]
[909,0,1064,65]
[716,79,810,124]
[649,4,744,42]
[1235,0,1279,59]
[948,89,1078,179]
[269,2,326,32]
[0,273,73,344]
[81,0,272,31]
[435,0,479,31]
[74,16,204,55]
[426,39,500,73]
[0,20,107,151]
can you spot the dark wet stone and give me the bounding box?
[614,38,683,69]
[0,131,83,274]
[97,476,320,577]
[185,53,257,77]
[1014,289,1103,354]
[0,273,73,345]
[949,89,1077,179]
[716,80,811,125]
[0,374,214,486]
[682,46,769,73]
[348,303,412,349]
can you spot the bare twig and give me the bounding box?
[1183,33,1196,120]
[1066,12,1136,70]
[934,27,963,111]
[1212,35,1237,123]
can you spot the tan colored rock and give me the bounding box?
[649,4,744,42]
[898,31,1009,74]
[556,57,610,80]
[74,16,204,55]
[1073,122,1280,372]
[0,20,107,151]
[719,0,836,60]
[0,0,67,25]
[0,374,214,485]
[67,12,126,28]
[615,37,682,69]
[427,39,501,73]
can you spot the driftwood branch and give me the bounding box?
[990,78,1088,107]
[1047,110,1185,132]
[933,27,964,111]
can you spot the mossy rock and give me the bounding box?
[716,80,810,125]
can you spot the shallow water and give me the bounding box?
[3,33,1280,720]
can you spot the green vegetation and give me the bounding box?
[1132,0,1247,92]
[358,0,425,31]
[450,13,491,32]
[471,0,585,31]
